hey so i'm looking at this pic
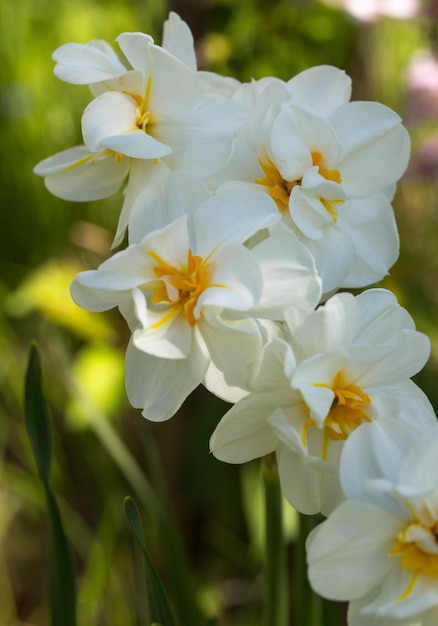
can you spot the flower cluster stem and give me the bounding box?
[262,455,289,626]
[296,512,323,626]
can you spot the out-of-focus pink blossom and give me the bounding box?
[405,52,438,125]
[322,0,420,22]
[407,133,438,179]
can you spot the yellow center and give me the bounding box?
[390,521,438,577]
[254,149,343,221]
[126,76,153,133]
[302,372,371,459]
[148,249,212,326]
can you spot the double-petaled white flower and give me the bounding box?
[71,173,321,420]
[209,66,409,292]
[210,289,432,515]
[34,13,245,245]
[307,418,438,626]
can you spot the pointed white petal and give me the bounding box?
[162,12,197,71]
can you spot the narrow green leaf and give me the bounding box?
[124,497,175,626]
[45,486,77,626]
[24,344,51,483]
[24,345,77,626]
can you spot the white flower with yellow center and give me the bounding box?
[211,72,409,292]
[210,289,432,515]
[34,13,246,246]
[71,174,321,420]
[259,101,408,292]
[307,419,438,626]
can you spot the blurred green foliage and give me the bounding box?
[1,0,438,625]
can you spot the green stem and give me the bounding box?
[295,513,323,626]
[262,455,288,626]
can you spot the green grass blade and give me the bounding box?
[24,345,77,626]
[124,496,175,626]
[24,344,51,483]
[45,486,77,626]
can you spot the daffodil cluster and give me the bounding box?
[35,12,438,625]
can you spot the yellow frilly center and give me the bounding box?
[301,372,371,459]
[390,521,438,578]
[149,249,212,327]
[254,149,343,222]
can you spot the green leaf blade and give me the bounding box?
[24,344,51,484]
[124,497,175,626]
[46,486,77,626]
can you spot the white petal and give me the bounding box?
[103,131,172,160]
[340,419,422,515]
[332,102,411,193]
[210,393,281,463]
[203,360,248,403]
[34,146,130,201]
[354,288,415,342]
[361,567,438,620]
[70,269,136,312]
[302,222,357,294]
[290,183,340,240]
[399,424,438,493]
[249,234,321,318]
[125,335,208,421]
[250,337,297,393]
[277,444,324,514]
[307,500,402,601]
[348,332,430,388]
[82,91,137,150]
[292,352,348,425]
[269,109,312,181]
[53,40,128,84]
[271,105,343,181]
[197,244,262,315]
[145,44,205,116]
[199,312,265,385]
[155,98,247,178]
[128,170,210,243]
[116,32,154,75]
[337,194,399,288]
[193,189,280,257]
[162,12,197,71]
[292,292,358,356]
[288,65,352,115]
[115,159,170,247]
[132,303,193,359]
[82,91,172,158]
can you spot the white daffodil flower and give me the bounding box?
[79,31,246,174]
[209,66,409,292]
[307,418,438,626]
[71,174,321,420]
[35,13,246,246]
[210,289,433,515]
